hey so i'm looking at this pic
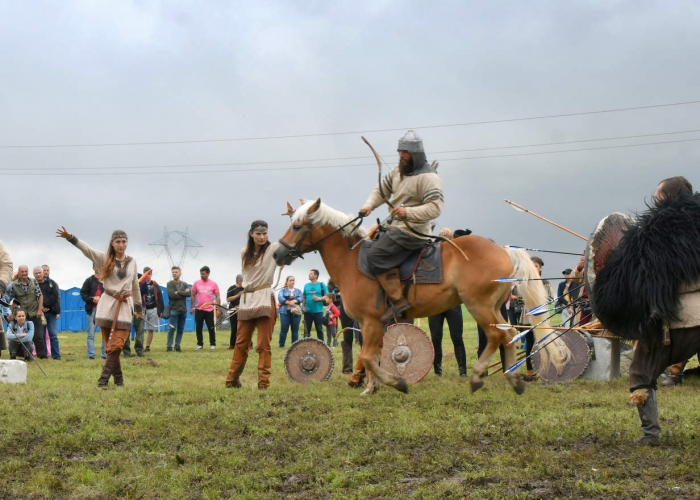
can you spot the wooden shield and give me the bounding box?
[381,323,434,383]
[532,330,592,382]
[284,338,334,383]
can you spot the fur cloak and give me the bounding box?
[592,192,700,340]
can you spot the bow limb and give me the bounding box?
[362,136,394,209]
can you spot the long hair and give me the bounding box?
[100,230,128,280]
[242,220,270,270]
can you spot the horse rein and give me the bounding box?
[277,215,364,260]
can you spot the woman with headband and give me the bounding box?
[226,220,281,389]
[56,227,142,388]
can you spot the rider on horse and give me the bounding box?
[358,130,444,323]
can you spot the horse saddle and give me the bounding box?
[358,240,443,284]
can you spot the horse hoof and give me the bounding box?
[470,376,484,393]
[395,378,409,394]
[348,380,363,389]
[513,379,527,395]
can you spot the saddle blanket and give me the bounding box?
[358,240,443,284]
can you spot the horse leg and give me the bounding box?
[502,331,526,395]
[359,320,408,394]
[466,303,514,393]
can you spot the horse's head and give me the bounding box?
[274,198,325,266]
[273,198,366,266]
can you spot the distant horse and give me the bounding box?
[273,199,570,395]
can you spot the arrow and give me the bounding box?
[505,199,587,241]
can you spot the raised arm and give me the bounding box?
[56,227,107,268]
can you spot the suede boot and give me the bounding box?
[112,354,124,387]
[376,270,411,323]
[454,344,468,377]
[635,389,661,446]
[98,352,118,388]
[341,341,353,374]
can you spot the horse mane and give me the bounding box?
[293,200,368,238]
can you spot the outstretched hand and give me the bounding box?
[56,226,72,239]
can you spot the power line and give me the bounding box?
[4,135,700,176]
[3,127,700,172]
[1,99,699,149]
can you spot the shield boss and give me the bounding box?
[284,338,334,383]
[381,323,434,383]
[532,330,592,382]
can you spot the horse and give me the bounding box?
[273,198,571,395]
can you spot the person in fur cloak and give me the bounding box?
[593,176,700,446]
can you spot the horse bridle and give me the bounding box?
[278,215,364,260]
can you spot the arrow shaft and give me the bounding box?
[505,199,588,241]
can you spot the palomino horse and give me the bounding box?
[273,199,570,395]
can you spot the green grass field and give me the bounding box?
[1,313,699,499]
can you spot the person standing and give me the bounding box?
[6,265,45,358]
[556,268,579,327]
[0,239,13,355]
[226,274,244,349]
[302,269,327,340]
[37,265,61,360]
[328,279,357,374]
[277,276,302,348]
[56,227,142,388]
[190,266,220,350]
[323,293,340,347]
[81,266,106,359]
[226,220,281,389]
[429,306,467,377]
[166,266,190,352]
[140,267,163,352]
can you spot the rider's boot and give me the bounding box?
[377,270,411,323]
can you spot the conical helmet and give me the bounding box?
[397,130,424,154]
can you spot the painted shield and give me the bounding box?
[584,212,635,315]
[284,338,334,384]
[380,323,434,383]
[532,330,592,382]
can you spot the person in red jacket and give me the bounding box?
[323,293,340,347]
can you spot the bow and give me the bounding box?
[362,136,394,209]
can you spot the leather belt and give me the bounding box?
[104,291,131,331]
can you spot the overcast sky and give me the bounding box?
[1,1,699,292]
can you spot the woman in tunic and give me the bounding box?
[226,220,281,389]
[56,227,142,387]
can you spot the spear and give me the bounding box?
[503,245,583,256]
[505,199,587,241]
[491,324,605,333]
[492,277,572,283]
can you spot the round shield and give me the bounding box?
[381,323,434,383]
[284,338,334,384]
[532,330,592,382]
[584,212,635,314]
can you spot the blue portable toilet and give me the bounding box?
[59,287,87,332]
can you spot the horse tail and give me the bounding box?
[505,247,570,375]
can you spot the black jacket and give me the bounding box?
[556,281,580,307]
[80,275,104,315]
[39,278,61,314]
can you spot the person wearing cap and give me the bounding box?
[226,220,282,389]
[556,268,578,326]
[358,130,444,323]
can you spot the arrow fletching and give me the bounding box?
[526,305,549,316]
[491,278,518,283]
[494,323,513,330]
